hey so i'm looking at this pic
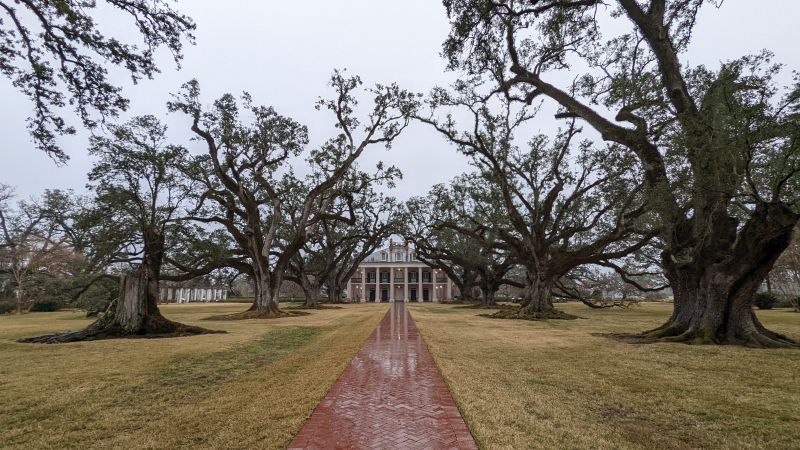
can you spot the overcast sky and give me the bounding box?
[2,0,799,202]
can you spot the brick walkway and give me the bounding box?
[288,302,478,450]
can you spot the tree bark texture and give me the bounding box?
[646,204,798,347]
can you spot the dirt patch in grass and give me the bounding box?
[204,309,311,320]
[481,306,579,320]
[456,303,519,310]
[409,302,800,449]
[285,304,343,310]
[0,302,390,449]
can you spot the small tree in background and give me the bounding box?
[0,186,79,313]
[405,175,521,307]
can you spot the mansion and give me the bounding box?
[346,240,457,302]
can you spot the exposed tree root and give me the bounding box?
[456,303,517,310]
[447,297,482,305]
[481,307,579,320]
[18,314,220,344]
[612,324,799,349]
[286,304,343,310]
[204,309,310,320]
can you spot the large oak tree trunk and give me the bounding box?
[20,272,211,343]
[645,203,798,347]
[301,276,320,308]
[480,283,497,307]
[490,273,576,320]
[327,279,343,304]
[20,230,216,343]
[520,275,576,319]
[454,278,479,303]
[248,270,282,314]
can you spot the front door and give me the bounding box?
[381,288,389,302]
[410,288,417,301]
[369,289,376,302]
[422,288,429,302]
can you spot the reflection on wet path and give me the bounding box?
[288,302,477,449]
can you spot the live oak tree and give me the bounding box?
[443,0,800,345]
[403,210,482,303]
[21,116,215,343]
[404,176,520,306]
[318,193,399,304]
[421,90,655,319]
[287,170,400,307]
[171,73,419,318]
[1,0,195,161]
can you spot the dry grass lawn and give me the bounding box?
[0,302,389,449]
[409,302,800,450]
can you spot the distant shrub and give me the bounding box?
[753,292,778,310]
[773,296,793,308]
[29,299,63,312]
[0,299,15,314]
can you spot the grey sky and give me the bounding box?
[1,0,799,202]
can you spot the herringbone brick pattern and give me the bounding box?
[288,302,477,450]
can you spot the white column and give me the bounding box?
[418,267,422,302]
[447,277,452,301]
[432,270,438,302]
[404,267,409,302]
[346,278,352,302]
[390,268,394,301]
[222,290,228,300]
[361,268,366,303]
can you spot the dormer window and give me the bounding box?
[381,252,387,261]
[395,252,402,261]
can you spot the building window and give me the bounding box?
[422,272,432,282]
[395,252,402,261]
[381,252,387,261]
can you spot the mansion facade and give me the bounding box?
[346,240,457,302]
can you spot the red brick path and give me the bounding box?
[288,302,478,450]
